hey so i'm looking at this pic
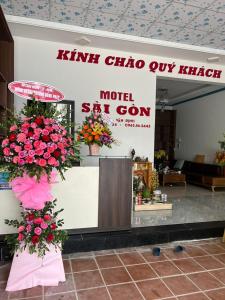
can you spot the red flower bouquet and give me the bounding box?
[5,200,67,257]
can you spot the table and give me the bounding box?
[160,173,186,187]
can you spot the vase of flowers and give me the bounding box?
[77,112,115,155]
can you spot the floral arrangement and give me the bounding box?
[76,112,115,148]
[0,97,80,257]
[5,200,67,257]
[0,98,79,180]
[215,134,225,165]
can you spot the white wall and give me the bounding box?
[14,36,225,162]
[175,89,225,163]
[14,36,156,161]
[0,167,99,234]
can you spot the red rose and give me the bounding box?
[53,150,61,158]
[34,117,43,126]
[46,233,54,242]
[26,213,35,221]
[9,133,16,142]
[31,235,39,244]
[33,217,43,224]
[42,135,50,142]
[27,130,33,137]
[44,214,51,221]
[51,223,57,230]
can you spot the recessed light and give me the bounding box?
[75,36,91,46]
[207,56,220,62]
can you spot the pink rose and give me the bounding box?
[13,156,19,164]
[61,156,66,162]
[21,123,30,130]
[31,122,37,129]
[48,157,57,166]
[34,140,40,148]
[46,126,53,132]
[50,134,59,142]
[18,233,24,241]
[34,128,42,135]
[42,129,49,135]
[28,150,35,157]
[57,142,64,150]
[33,217,43,224]
[43,152,51,159]
[3,147,10,156]
[40,222,48,229]
[34,227,42,236]
[2,139,9,147]
[48,146,55,153]
[18,158,25,165]
[33,134,39,140]
[52,125,59,130]
[61,149,67,155]
[10,143,16,149]
[26,224,32,232]
[15,145,22,153]
[35,149,44,156]
[24,144,33,151]
[39,142,47,150]
[18,225,25,232]
[38,158,47,167]
[17,133,27,143]
[10,125,18,131]
[19,150,27,158]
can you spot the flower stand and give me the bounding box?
[6,244,65,291]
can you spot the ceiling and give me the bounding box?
[1,0,225,51]
[156,78,223,105]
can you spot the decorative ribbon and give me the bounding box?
[11,171,57,210]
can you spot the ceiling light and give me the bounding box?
[207,56,220,62]
[75,36,91,46]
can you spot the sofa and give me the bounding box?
[182,161,225,191]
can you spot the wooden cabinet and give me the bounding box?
[98,158,132,230]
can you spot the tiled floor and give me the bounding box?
[1,238,225,299]
[133,184,225,226]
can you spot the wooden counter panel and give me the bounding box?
[98,158,132,230]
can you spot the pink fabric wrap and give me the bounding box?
[6,244,65,291]
[10,171,57,210]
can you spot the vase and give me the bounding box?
[89,144,100,156]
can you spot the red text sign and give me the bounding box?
[8,81,64,102]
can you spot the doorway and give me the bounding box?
[132,77,225,228]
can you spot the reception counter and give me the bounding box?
[0,158,132,234]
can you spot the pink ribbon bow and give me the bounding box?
[11,171,57,210]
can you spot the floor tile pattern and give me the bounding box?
[1,238,225,299]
